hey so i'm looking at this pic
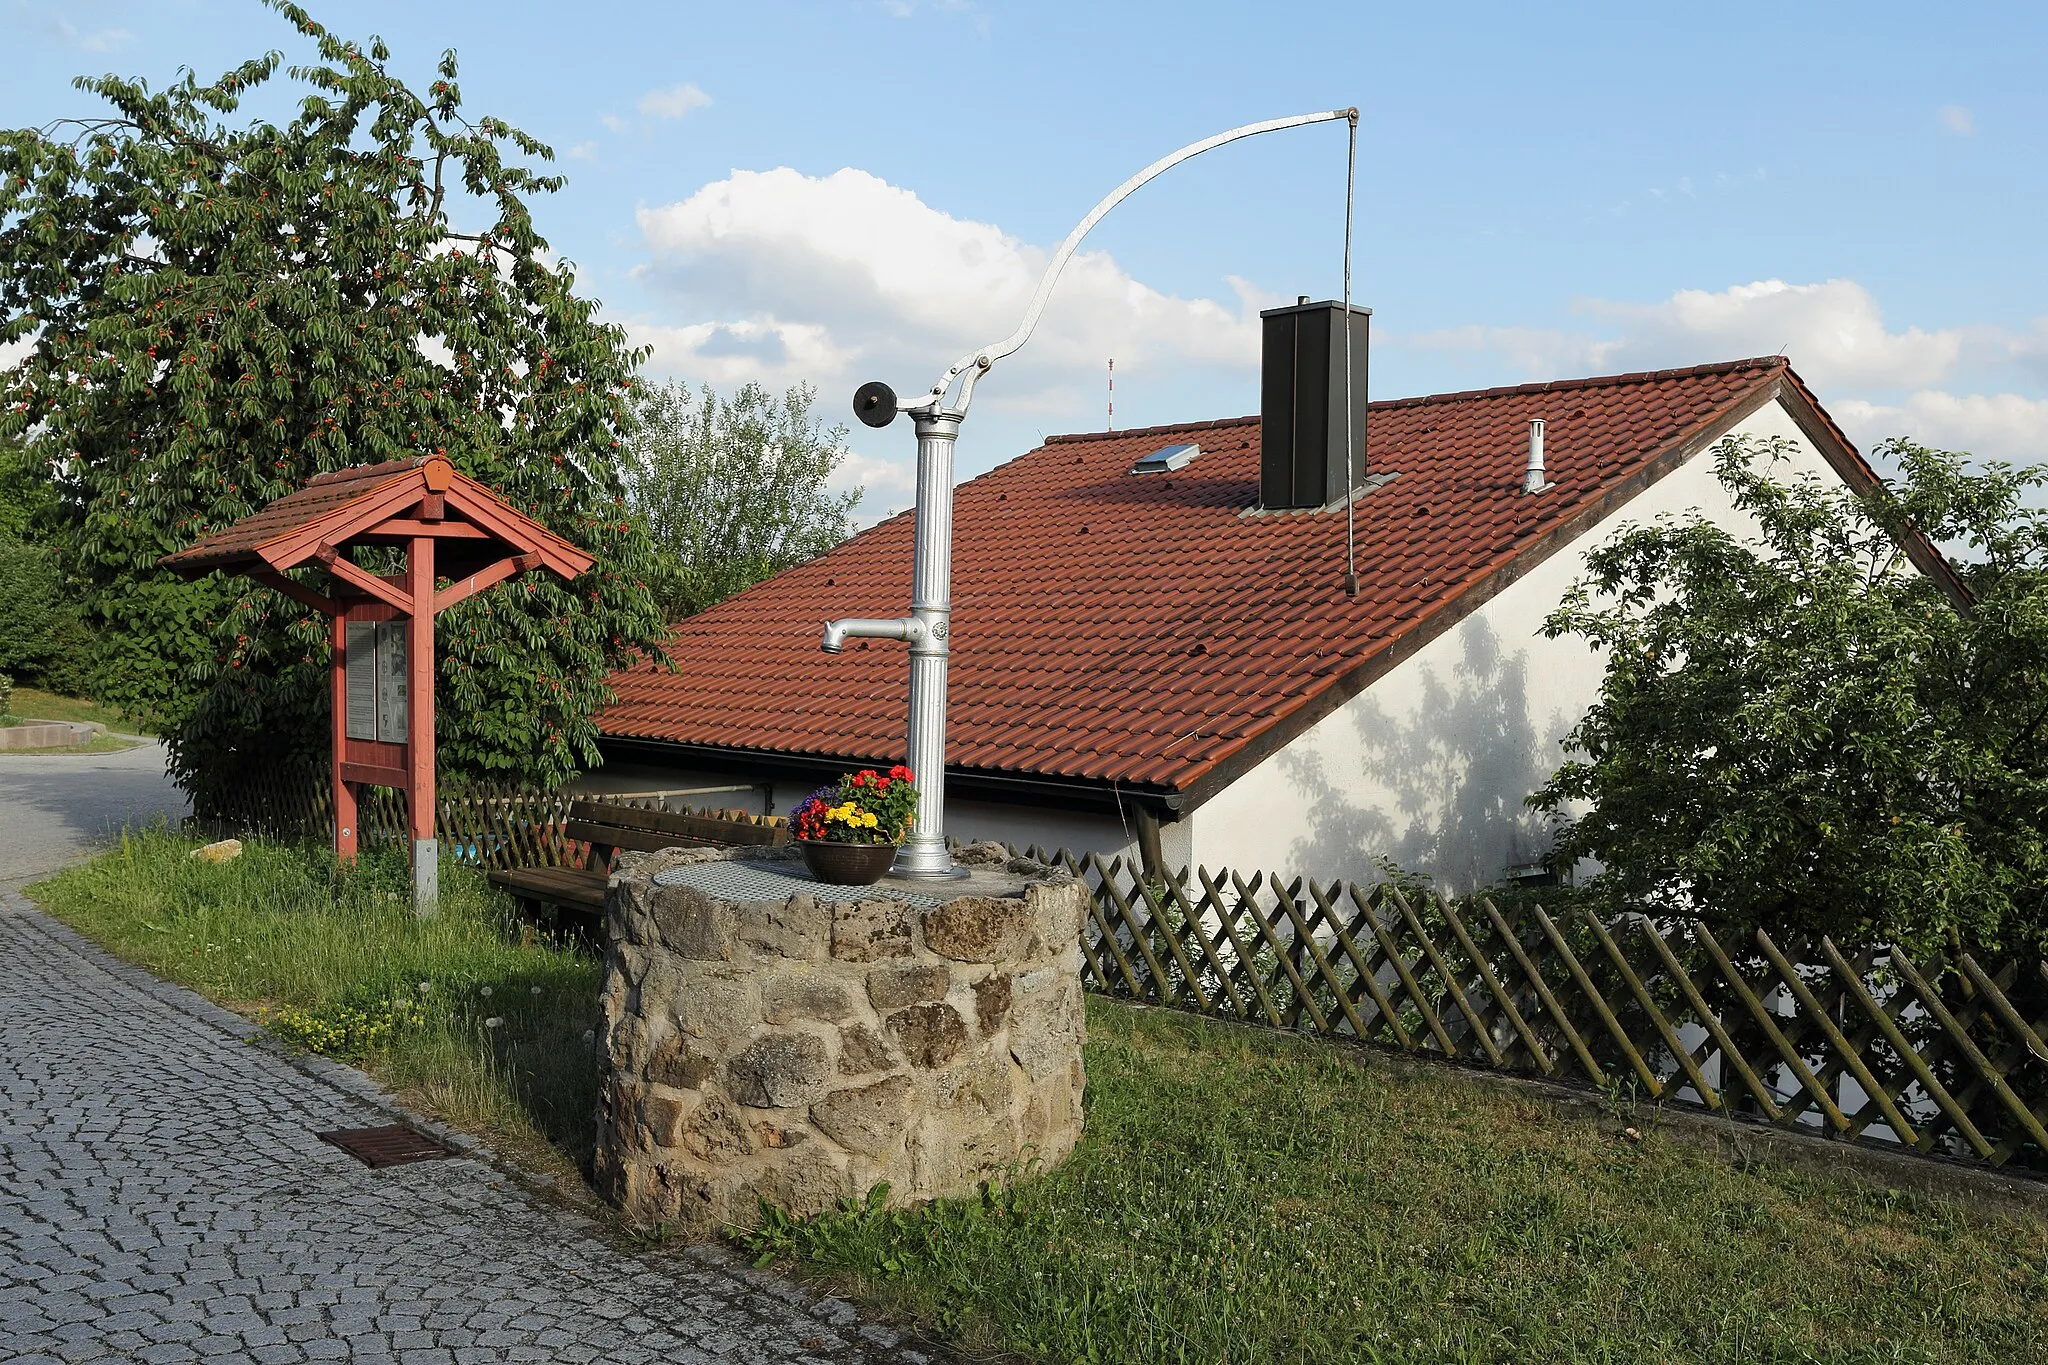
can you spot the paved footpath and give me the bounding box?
[0,740,190,884]
[0,889,940,1365]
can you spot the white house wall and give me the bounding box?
[1186,398,1847,892]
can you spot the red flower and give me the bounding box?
[889,765,914,783]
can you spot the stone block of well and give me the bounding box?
[595,844,1086,1238]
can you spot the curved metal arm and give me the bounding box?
[919,106,1357,413]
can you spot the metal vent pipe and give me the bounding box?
[1524,418,1550,495]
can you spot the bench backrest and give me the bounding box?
[565,799,789,861]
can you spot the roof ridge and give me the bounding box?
[303,456,429,487]
[1043,415,1257,445]
[1039,356,1788,446]
[1371,355,1787,411]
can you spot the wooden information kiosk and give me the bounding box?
[163,455,593,909]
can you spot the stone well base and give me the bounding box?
[594,844,1086,1238]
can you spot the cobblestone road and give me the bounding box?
[0,890,939,1365]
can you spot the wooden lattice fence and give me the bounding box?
[194,767,780,871]
[1037,848,2048,1174]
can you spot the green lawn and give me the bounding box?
[7,685,152,735]
[747,999,2048,1365]
[30,832,2048,1363]
[28,829,602,1181]
[3,732,145,754]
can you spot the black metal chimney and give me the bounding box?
[1259,298,1370,510]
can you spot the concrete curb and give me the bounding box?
[0,719,103,750]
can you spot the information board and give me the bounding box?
[343,620,408,745]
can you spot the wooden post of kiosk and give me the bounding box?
[407,531,437,905]
[160,453,594,913]
[330,614,357,861]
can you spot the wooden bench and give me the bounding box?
[487,799,787,920]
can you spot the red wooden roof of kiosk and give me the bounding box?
[160,455,592,580]
[598,358,1954,805]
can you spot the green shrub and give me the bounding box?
[1,6,669,796]
[1534,437,2048,956]
[0,535,91,694]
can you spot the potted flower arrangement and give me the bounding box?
[790,765,918,885]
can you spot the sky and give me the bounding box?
[5,0,2046,519]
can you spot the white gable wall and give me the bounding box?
[1184,397,1846,892]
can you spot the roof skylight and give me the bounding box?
[1130,443,1200,475]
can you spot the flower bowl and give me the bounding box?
[797,839,900,886]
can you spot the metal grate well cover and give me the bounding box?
[317,1124,455,1168]
[651,859,945,909]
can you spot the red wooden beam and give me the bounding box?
[439,482,595,581]
[314,545,414,614]
[364,517,489,539]
[339,760,409,789]
[248,567,343,618]
[260,470,430,571]
[433,552,543,613]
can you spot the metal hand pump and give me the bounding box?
[824,107,1358,879]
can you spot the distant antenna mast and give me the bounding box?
[1107,358,1114,432]
[1341,108,1360,598]
[828,108,1357,879]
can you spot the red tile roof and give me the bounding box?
[160,455,594,584]
[598,357,1879,805]
[161,458,429,570]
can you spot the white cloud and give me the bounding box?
[1410,278,1964,393]
[1588,279,1963,391]
[1939,105,1975,135]
[1405,279,2048,464]
[565,141,599,162]
[637,83,712,120]
[599,113,630,135]
[831,448,917,528]
[1835,391,2048,461]
[18,5,131,51]
[629,166,1261,406]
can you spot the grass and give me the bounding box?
[30,832,2048,1362]
[27,828,602,1181]
[6,685,152,734]
[744,999,2048,1365]
[3,732,145,754]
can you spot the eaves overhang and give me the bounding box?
[595,735,1187,819]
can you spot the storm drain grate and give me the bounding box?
[316,1124,455,1168]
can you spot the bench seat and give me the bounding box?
[486,798,788,921]
[486,863,607,913]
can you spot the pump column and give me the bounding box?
[895,410,964,879]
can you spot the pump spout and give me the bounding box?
[821,616,924,654]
